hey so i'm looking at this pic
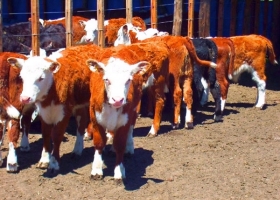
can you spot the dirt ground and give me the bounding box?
[1,65,280,200]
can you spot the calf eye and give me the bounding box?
[38,77,44,82]
[104,78,111,85]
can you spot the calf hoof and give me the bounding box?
[7,163,19,173]
[91,174,103,181]
[214,115,223,122]
[146,133,157,138]
[36,162,49,169]
[20,146,30,152]
[172,123,180,129]
[46,168,59,176]
[115,178,124,186]
[185,122,194,129]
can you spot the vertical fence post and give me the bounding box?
[65,0,73,47]
[0,0,2,52]
[151,0,157,29]
[188,0,194,37]
[230,0,237,36]
[97,0,105,47]
[217,0,224,36]
[199,0,210,37]
[126,0,132,23]
[172,0,182,36]
[272,0,280,59]
[31,0,40,56]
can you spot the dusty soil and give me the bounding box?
[1,65,280,200]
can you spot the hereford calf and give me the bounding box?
[86,42,169,182]
[0,52,36,172]
[210,37,236,112]
[229,34,278,108]
[7,44,101,174]
[40,16,89,44]
[79,16,146,46]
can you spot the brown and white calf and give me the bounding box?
[210,37,236,112]
[7,44,102,174]
[86,42,170,182]
[39,16,89,44]
[119,35,217,130]
[229,34,278,108]
[0,52,36,172]
[80,16,146,46]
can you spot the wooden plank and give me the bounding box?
[188,0,194,37]
[97,0,105,47]
[230,0,237,36]
[126,0,132,23]
[217,0,224,36]
[65,0,73,47]
[263,0,268,37]
[271,0,280,58]
[199,0,210,37]
[254,0,260,34]
[172,0,182,36]
[151,0,157,29]
[242,0,253,35]
[0,0,2,52]
[31,0,40,56]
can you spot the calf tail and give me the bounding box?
[227,38,236,80]
[266,40,278,65]
[184,37,217,68]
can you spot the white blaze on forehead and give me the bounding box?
[20,56,55,102]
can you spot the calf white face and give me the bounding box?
[87,57,149,108]
[7,56,60,104]
[80,19,98,43]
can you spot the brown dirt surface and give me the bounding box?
[1,65,280,200]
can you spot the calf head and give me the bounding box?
[7,56,60,104]
[87,57,149,108]
[80,19,98,43]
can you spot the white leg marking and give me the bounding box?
[84,129,92,140]
[48,156,60,170]
[0,150,3,166]
[200,77,209,106]
[185,108,192,123]
[72,130,84,155]
[125,125,134,154]
[148,125,156,136]
[39,148,51,164]
[20,132,30,152]
[91,150,103,176]
[6,142,18,172]
[6,105,21,119]
[114,163,126,179]
[221,98,226,112]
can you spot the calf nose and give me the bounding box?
[20,96,31,104]
[112,97,124,107]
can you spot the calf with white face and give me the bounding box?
[7,54,91,174]
[87,57,149,183]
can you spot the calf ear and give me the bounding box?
[79,20,86,27]
[131,61,150,75]
[49,62,61,73]
[7,57,25,69]
[86,59,105,73]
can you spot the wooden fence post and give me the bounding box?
[188,0,194,37]
[199,0,210,37]
[65,0,73,47]
[217,0,224,36]
[126,0,132,23]
[97,0,105,47]
[172,0,182,36]
[230,0,237,36]
[31,0,40,56]
[151,0,157,29]
[0,0,2,52]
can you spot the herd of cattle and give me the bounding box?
[0,15,278,184]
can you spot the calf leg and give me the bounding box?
[6,119,20,172]
[183,76,194,129]
[91,123,107,180]
[251,71,266,108]
[37,121,52,169]
[172,83,182,129]
[20,104,35,152]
